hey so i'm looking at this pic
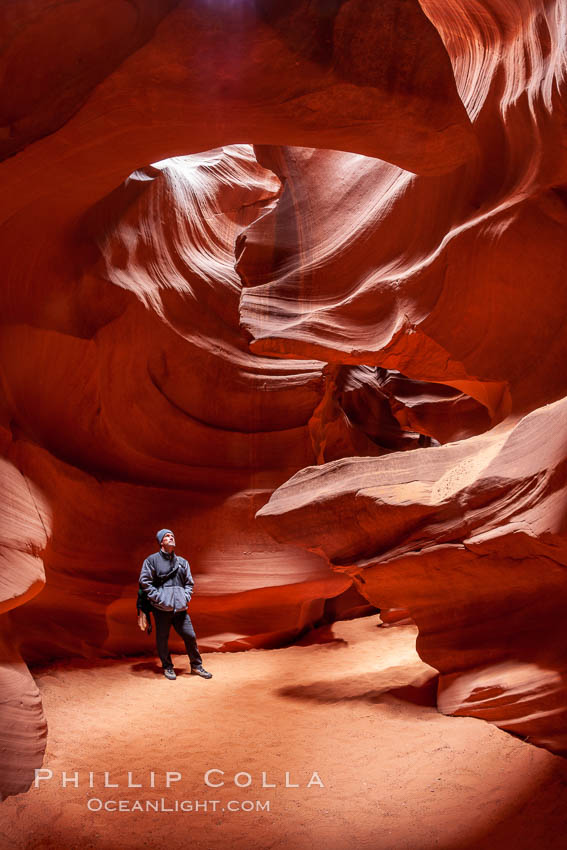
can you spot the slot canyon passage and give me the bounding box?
[3,0,567,848]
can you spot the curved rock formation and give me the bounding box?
[0,636,47,802]
[4,145,389,668]
[233,0,567,756]
[258,388,567,755]
[0,437,49,799]
[1,0,567,800]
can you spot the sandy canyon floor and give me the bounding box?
[2,616,567,850]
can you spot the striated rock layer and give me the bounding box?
[0,435,49,799]
[235,0,567,757]
[258,398,567,754]
[1,0,567,798]
[3,145,388,667]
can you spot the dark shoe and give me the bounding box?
[191,666,212,679]
[164,667,177,680]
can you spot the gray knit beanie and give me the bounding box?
[156,528,173,545]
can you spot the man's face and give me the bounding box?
[161,532,176,552]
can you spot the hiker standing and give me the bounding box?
[138,529,212,680]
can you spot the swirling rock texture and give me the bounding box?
[245,0,567,757]
[0,0,566,798]
[0,439,49,800]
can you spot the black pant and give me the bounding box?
[153,609,203,669]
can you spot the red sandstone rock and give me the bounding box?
[0,633,47,801]
[257,396,567,755]
[239,148,567,421]
[0,447,48,615]
[234,0,567,758]
[0,433,50,797]
[3,145,411,677]
[379,608,413,627]
[1,0,567,803]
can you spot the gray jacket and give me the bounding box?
[139,550,194,613]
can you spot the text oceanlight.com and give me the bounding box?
[86,799,270,813]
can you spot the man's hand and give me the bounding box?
[183,562,194,605]
[137,612,148,632]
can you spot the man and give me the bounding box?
[139,529,212,680]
